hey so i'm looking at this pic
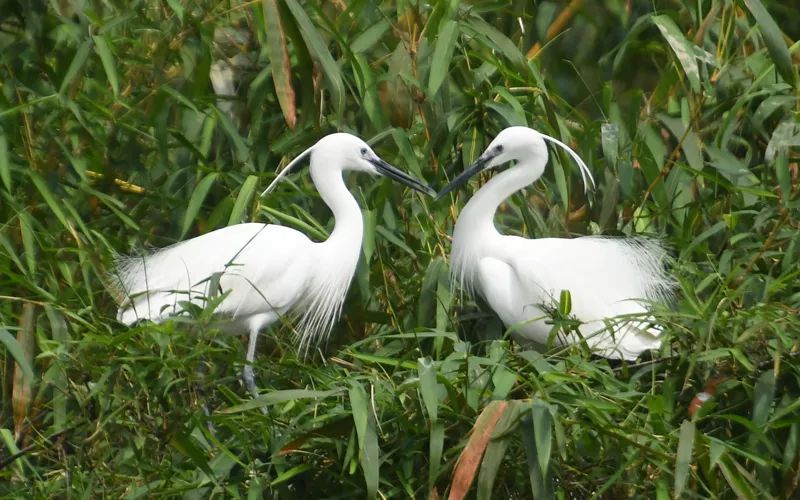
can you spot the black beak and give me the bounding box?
[368,157,436,196]
[435,153,494,201]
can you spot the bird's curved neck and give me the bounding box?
[457,161,539,232]
[310,162,363,245]
[450,160,540,295]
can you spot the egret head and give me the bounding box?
[436,126,595,200]
[262,133,434,196]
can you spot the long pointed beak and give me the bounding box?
[435,154,491,201]
[368,157,436,196]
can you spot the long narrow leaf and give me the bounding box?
[263,0,297,128]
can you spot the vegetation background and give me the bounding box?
[1,0,798,497]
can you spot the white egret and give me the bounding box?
[438,126,673,360]
[113,133,434,395]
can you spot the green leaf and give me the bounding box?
[751,370,775,431]
[531,400,553,478]
[351,19,390,53]
[170,431,214,479]
[519,406,554,500]
[29,172,70,231]
[93,34,119,96]
[601,123,619,169]
[215,107,249,162]
[465,17,528,74]
[228,175,259,225]
[674,420,695,497]
[429,422,444,494]
[181,172,219,238]
[284,0,345,117]
[18,211,36,276]
[0,130,10,190]
[166,0,184,22]
[428,19,459,97]
[349,382,379,499]
[270,464,312,486]
[418,357,439,422]
[0,328,35,382]
[362,208,376,263]
[59,39,92,95]
[743,0,795,84]
[161,85,200,113]
[219,389,340,414]
[652,15,700,92]
[558,289,571,316]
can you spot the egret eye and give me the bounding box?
[360,147,368,156]
[495,145,504,153]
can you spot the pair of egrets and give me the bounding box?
[113,127,673,395]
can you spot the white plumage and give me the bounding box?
[440,126,673,360]
[113,133,434,395]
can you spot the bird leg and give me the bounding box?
[243,326,270,416]
[243,327,260,398]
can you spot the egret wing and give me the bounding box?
[114,223,313,325]
[503,236,671,359]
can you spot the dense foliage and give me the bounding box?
[1,0,798,497]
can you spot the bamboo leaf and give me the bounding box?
[351,19,390,53]
[283,0,344,116]
[418,357,439,422]
[59,39,92,95]
[449,401,509,500]
[18,211,36,276]
[429,422,444,494]
[476,402,520,500]
[263,0,297,128]
[751,370,775,432]
[0,328,34,382]
[181,172,219,238]
[531,400,553,477]
[743,0,795,84]
[652,15,700,92]
[428,19,459,97]
[0,130,11,190]
[170,430,214,479]
[29,172,70,231]
[349,382,379,499]
[228,175,259,225]
[674,420,695,497]
[219,389,340,414]
[93,34,119,96]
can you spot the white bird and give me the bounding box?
[113,133,434,395]
[438,126,673,360]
